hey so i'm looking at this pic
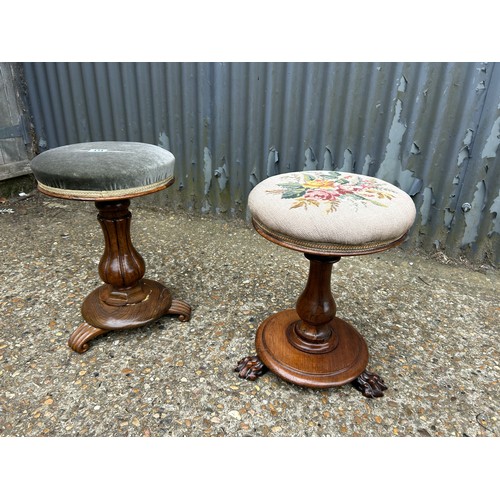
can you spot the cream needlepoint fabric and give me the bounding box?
[248,170,416,250]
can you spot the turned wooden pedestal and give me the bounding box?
[68,199,191,353]
[236,254,387,398]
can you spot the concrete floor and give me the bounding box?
[0,191,498,437]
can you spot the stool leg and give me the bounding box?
[68,322,108,354]
[235,355,268,381]
[68,199,191,353]
[352,370,388,398]
[236,254,387,398]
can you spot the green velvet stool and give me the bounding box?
[30,141,191,353]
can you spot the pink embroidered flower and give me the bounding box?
[336,186,354,195]
[340,181,365,193]
[304,188,339,201]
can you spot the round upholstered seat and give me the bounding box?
[30,141,175,201]
[248,170,416,255]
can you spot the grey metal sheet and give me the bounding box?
[22,62,500,264]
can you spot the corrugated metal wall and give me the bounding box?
[22,62,500,264]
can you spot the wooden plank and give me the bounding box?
[0,160,32,181]
[0,63,31,165]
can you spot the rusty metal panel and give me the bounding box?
[22,62,500,264]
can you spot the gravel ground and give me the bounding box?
[0,192,498,438]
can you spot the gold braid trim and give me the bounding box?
[252,217,407,256]
[37,176,174,201]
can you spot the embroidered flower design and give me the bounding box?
[267,171,397,213]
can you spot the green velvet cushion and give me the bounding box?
[30,141,175,199]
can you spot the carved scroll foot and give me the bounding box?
[167,299,192,322]
[68,322,108,353]
[235,355,268,381]
[352,370,388,398]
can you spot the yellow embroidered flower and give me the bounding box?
[302,179,336,190]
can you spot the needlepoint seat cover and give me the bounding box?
[30,141,175,201]
[248,170,416,256]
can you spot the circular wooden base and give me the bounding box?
[256,309,369,388]
[81,278,173,331]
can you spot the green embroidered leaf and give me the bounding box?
[324,171,339,179]
[350,193,388,207]
[278,182,305,191]
[282,188,307,199]
[366,199,389,207]
[336,177,350,185]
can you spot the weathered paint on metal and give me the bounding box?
[0,63,34,176]
[22,62,500,264]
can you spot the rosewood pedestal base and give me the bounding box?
[67,199,191,353]
[236,255,387,398]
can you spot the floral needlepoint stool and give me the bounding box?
[30,142,191,353]
[236,170,416,398]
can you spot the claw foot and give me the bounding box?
[352,370,387,398]
[68,322,108,353]
[167,299,192,322]
[235,355,268,381]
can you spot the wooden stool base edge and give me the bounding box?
[67,278,191,353]
[255,309,369,389]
